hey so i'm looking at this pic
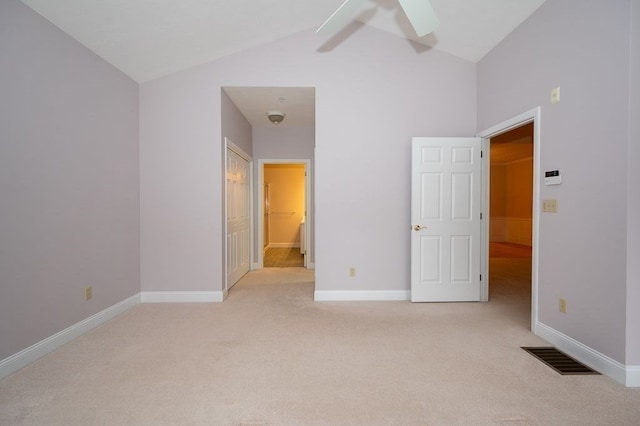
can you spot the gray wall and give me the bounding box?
[2,0,638,379]
[220,89,253,286]
[0,0,140,360]
[139,24,477,295]
[253,127,315,159]
[627,0,640,366]
[253,126,315,265]
[221,90,253,156]
[477,0,634,364]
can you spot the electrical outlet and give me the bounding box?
[85,286,92,301]
[559,298,567,314]
[542,199,558,213]
[349,267,356,277]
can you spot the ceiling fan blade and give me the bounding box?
[317,0,367,34]
[397,0,440,37]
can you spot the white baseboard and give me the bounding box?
[0,294,140,381]
[140,291,224,303]
[314,290,410,302]
[626,366,640,387]
[535,321,638,387]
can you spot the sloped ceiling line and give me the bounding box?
[20,0,547,83]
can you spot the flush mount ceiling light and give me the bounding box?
[267,111,285,125]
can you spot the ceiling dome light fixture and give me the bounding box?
[267,110,285,125]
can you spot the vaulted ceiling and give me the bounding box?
[20,0,547,83]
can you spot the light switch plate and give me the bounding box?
[551,87,560,104]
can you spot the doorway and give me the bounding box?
[258,160,311,269]
[488,123,534,328]
[479,107,540,331]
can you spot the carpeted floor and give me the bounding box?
[1,265,639,425]
[263,247,304,268]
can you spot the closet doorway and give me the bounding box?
[479,107,540,330]
[488,123,534,329]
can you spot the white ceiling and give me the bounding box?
[20,0,547,128]
[21,0,547,83]
[223,87,316,129]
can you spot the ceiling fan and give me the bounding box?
[317,0,440,37]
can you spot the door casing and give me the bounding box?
[477,107,541,331]
[257,159,312,269]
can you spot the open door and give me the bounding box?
[411,137,482,302]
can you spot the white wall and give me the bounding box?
[140,24,476,294]
[478,0,631,364]
[0,0,139,360]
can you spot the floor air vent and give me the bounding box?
[522,347,600,375]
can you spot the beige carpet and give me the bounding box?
[1,266,639,425]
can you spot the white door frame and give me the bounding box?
[263,183,271,250]
[224,138,254,296]
[257,159,311,269]
[477,107,541,331]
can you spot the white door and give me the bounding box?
[226,147,251,288]
[263,184,270,249]
[411,137,482,302]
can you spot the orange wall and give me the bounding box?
[264,164,305,246]
[490,157,533,245]
[490,165,507,217]
[491,159,533,219]
[506,159,533,218]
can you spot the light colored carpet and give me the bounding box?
[1,265,639,425]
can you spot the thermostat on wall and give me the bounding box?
[544,170,562,185]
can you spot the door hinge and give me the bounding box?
[480,274,482,281]
[480,213,483,220]
[481,151,483,158]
